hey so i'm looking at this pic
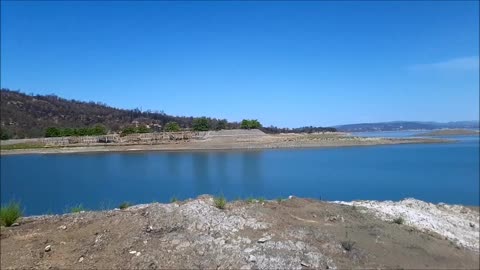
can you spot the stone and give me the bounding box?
[58,225,67,230]
[257,237,269,243]
[146,226,153,232]
[44,245,51,252]
[469,222,475,228]
[78,257,84,263]
[301,262,310,267]
[129,250,137,254]
[11,223,19,227]
[248,255,256,262]
[136,252,141,256]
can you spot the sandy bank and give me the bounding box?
[1,196,478,269]
[0,132,449,155]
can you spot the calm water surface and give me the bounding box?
[1,135,479,215]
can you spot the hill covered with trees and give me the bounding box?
[0,89,336,139]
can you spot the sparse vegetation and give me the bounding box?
[0,143,46,150]
[119,201,132,210]
[276,197,284,203]
[165,122,181,132]
[258,197,266,203]
[393,216,405,225]
[170,197,178,203]
[246,197,255,204]
[0,201,22,227]
[45,124,107,137]
[214,195,227,209]
[341,231,355,251]
[70,204,86,213]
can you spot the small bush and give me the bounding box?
[246,197,254,204]
[341,240,355,251]
[170,197,178,203]
[0,201,22,227]
[258,197,265,203]
[119,201,132,210]
[393,217,405,225]
[276,197,283,203]
[214,195,227,209]
[70,204,85,213]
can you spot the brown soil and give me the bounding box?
[0,132,448,155]
[1,196,478,269]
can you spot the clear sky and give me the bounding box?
[1,1,478,127]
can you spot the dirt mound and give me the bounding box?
[1,196,478,269]
[335,198,480,251]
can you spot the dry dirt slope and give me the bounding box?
[1,196,479,269]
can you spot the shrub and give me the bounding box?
[240,119,262,129]
[192,117,210,131]
[121,126,137,136]
[119,201,132,210]
[258,197,265,203]
[246,197,254,204]
[170,197,178,203]
[214,195,227,209]
[0,201,22,227]
[393,217,405,225]
[341,240,355,251]
[341,231,355,251]
[164,122,181,132]
[70,204,85,213]
[276,197,283,203]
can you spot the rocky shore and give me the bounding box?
[1,196,478,269]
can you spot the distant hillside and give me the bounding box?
[0,89,236,139]
[335,121,480,132]
[0,89,337,139]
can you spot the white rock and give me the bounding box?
[58,225,67,230]
[44,245,51,252]
[129,250,137,254]
[78,257,84,263]
[257,237,269,243]
[11,223,19,227]
[136,252,141,256]
[248,255,256,262]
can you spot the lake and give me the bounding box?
[1,134,479,215]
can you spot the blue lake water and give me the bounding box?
[1,134,479,215]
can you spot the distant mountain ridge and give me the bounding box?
[335,121,480,132]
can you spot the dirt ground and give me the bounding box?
[1,196,478,269]
[0,131,448,155]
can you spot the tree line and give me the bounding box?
[1,89,336,139]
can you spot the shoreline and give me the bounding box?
[0,136,451,156]
[2,196,478,269]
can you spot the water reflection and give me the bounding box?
[192,152,211,194]
[241,151,264,196]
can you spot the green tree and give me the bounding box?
[216,119,228,130]
[164,122,180,132]
[240,119,251,129]
[92,124,107,135]
[62,128,75,137]
[137,125,150,133]
[240,119,262,129]
[121,126,136,136]
[192,117,210,131]
[45,127,61,137]
[0,129,11,140]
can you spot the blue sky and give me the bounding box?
[1,1,478,127]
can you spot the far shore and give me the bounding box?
[0,132,450,155]
[417,129,480,136]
